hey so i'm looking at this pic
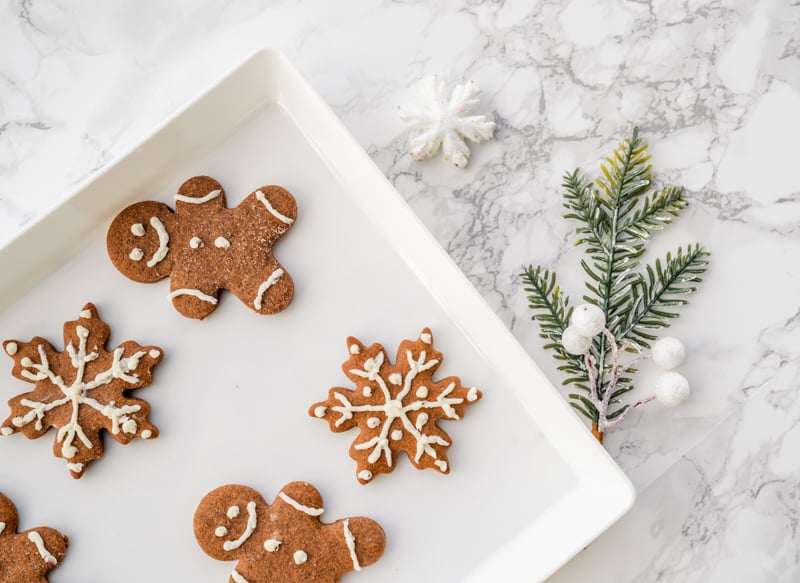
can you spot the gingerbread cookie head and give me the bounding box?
[0,492,68,582]
[107,176,297,320]
[194,482,385,583]
[107,201,176,283]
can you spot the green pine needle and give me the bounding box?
[521,127,710,426]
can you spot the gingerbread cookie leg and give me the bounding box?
[229,260,295,316]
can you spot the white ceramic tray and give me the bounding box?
[0,50,633,582]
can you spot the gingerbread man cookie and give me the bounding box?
[107,176,297,320]
[0,492,68,582]
[194,482,385,583]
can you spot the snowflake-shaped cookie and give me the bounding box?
[1,303,162,478]
[310,328,481,483]
[398,75,496,168]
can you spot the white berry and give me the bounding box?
[570,304,606,337]
[651,337,686,370]
[654,372,690,407]
[561,326,593,355]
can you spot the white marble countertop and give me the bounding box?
[1,1,799,580]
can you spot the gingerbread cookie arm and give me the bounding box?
[168,271,222,320]
[174,176,228,211]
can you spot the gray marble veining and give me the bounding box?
[1,0,798,580]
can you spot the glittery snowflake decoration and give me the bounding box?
[398,75,496,168]
[310,328,482,484]
[1,303,162,478]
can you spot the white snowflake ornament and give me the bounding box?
[398,75,496,168]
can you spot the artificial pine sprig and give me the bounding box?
[521,128,710,443]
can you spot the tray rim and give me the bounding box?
[0,48,634,581]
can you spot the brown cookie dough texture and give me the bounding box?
[309,327,482,484]
[194,482,385,583]
[0,492,68,582]
[106,175,297,320]
[0,303,162,479]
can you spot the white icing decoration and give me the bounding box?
[146,216,170,267]
[189,236,203,249]
[253,268,285,310]
[415,386,428,399]
[223,501,257,551]
[389,373,402,385]
[366,417,380,429]
[363,386,372,397]
[67,462,84,473]
[278,492,324,516]
[0,427,12,436]
[0,522,4,535]
[214,236,231,249]
[79,310,92,319]
[27,531,58,565]
[227,506,240,519]
[4,342,17,356]
[131,223,145,237]
[415,412,429,431]
[256,190,294,224]
[467,387,479,402]
[264,539,281,552]
[149,349,160,358]
[129,248,144,261]
[391,429,403,441]
[174,189,221,204]
[231,570,250,583]
[10,321,149,464]
[215,526,228,537]
[329,349,467,469]
[349,344,360,355]
[357,470,372,481]
[435,460,448,471]
[314,406,327,418]
[141,430,153,439]
[420,332,432,344]
[293,550,308,565]
[343,519,361,571]
[122,419,137,434]
[169,289,218,304]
